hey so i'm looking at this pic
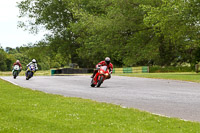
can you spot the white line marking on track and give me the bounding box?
[0,77,19,86]
[151,113,189,122]
[120,105,190,122]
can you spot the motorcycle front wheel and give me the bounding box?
[26,71,32,80]
[13,71,17,79]
[90,79,96,87]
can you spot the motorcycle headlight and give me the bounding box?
[105,73,109,76]
[100,70,104,74]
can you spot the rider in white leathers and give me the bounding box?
[26,59,38,71]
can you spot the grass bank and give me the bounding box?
[0,79,200,132]
[0,70,51,76]
[115,72,200,83]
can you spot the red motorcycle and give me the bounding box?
[91,66,111,87]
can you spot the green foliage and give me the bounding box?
[149,66,194,73]
[0,48,16,71]
[141,0,200,66]
[70,0,155,66]
[14,0,200,68]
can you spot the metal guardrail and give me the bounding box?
[51,68,94,76]
[51,66,149,76]
[113,66,149,73]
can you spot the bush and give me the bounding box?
[149,66,194,73]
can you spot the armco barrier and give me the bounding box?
[113,66,149,74]
[51,66,149,75]
[114,68,123,73]
[142,66,149,73]
[123,67,132,73]
[51,68,94,75]
[132,67,142,73]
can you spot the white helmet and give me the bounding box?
[32,59,36,63]
[16,60,20,63]
[105,57,111,65]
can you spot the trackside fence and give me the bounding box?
[113,66,149,74]
[51,68,94,76]
[50,66,149,76]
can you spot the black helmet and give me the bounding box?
[105,57,111,65]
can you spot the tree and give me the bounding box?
[17,0,200,68]
[70,0,163,66]
[141,0,200,66]
[0,49,7,71]
[0,48,15,71]
[17,0,81,66]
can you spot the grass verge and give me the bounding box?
[0,79,200,132]
[115,72,200,83]
[0,70,51,76]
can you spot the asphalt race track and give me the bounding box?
[1,75,200,122]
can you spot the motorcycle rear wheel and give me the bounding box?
[97,76,104,87]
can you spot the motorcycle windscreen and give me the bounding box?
[30,64,36,71]
[101,66,107,71]
[14,65,20,70]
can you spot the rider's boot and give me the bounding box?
[91,70,98,78]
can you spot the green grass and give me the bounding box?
[115,72,200,83]
[0,79,200,132]
[0,70,51,76]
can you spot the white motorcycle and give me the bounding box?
[12,65,20,79]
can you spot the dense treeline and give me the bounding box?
[0,0,199,71]
[0,45,50,71]
[0,48,15,71]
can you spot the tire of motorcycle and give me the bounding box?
[13,71,17,79]
[26,74,29,80]
[97,76,104,87]
[26,71,32,80]
[90,79,96,87]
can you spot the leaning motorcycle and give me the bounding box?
[12,65,20,79]
[91,66,111,87]
[26,64,36,80]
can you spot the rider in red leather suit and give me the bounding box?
[91,57,113,78]
[13,60,22,71]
